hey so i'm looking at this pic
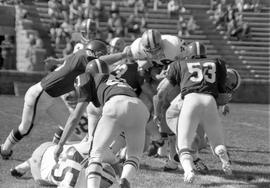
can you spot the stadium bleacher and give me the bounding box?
[18,0,269,82]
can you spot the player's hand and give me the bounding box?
[122,46,133,59]
[44,56,56,65]
[54,144,63,162]
[44,57,58,71]
[216,93,232,106]
[221,105,230,116]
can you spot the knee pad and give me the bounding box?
[124,156,140,170]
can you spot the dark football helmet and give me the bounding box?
[85,40,108,58]
[85,59,109,76]
[185,41,207,59]
[225,68,241,92]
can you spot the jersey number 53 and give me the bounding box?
[187,62,216,83]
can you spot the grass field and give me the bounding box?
[0,95,269,188]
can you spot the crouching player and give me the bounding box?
[54,59,150,188]
[154,41,240,183]
[10,137,117,188]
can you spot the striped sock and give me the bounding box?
[87,160,103,188]
[2,129,23,152]
[121,156,140,182]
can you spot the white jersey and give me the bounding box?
[30,140,116,188]
[30,141,91,188]
[130,35,184,65]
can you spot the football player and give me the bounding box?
[54,59,150,188]
[130,29,186,66]
[10,137,117,188]
[154,41,233,183]
[0,40,133,160]
[129,29,188,158]
[73,18,98,53]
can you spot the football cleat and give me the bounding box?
[0,145,13,160]
[215,145,232,176]
[119,178,130,188]
[184,170,195,183]
[10,168,25,178]
[193,158,209,175]
[163,158,179,172]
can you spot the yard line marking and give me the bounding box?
[235,121,268,131]
[241,108,270,115]
[0,110,21,120]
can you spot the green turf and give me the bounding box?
[0,95,269,188]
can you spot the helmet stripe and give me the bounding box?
[86,19,91,35]
[96,59,102,73]
[232,69,241,89]
[195,41,200,56]
[152,30,156,48]
[148,30,155,49]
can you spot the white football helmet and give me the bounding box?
[140,29,163,58]
[79,19,97,44]
[225,68,241,92]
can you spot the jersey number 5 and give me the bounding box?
[187,62,216,83]
[51,163,80,187]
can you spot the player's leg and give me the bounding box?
[110,131,126,155]
[87,98,122,188]
[10,159,31,178]
[152,95,169,157]
[190,125,209,174]
[145,119,163,156]
[201,98,232,175]
[164,94,182,171]
[177,94,203,183]
[86,102,102,142]
[120,97,149,186]
[157,114,171,157]
[166,95,209,173]
[1,83,49,159]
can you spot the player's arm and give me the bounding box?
[153,78,174,123]
[86,102,102,139]
[99,46,133,66]
[54,101,88,161]
[217,58,227,93]
[44,55,70,67]
[216,58,231,106]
